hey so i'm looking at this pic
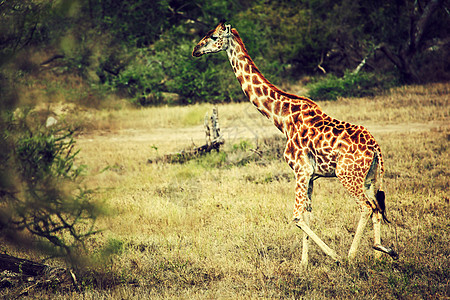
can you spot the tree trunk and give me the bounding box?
[379,0,444,82]
[379,44,421,83]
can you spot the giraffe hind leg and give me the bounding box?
[372,209,398,259]
[366,152,390,223]
[348,206,371,260]
[365,153,398,259]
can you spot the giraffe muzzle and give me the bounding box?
[192,46,203,57]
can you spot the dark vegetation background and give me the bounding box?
[1,0,449,106]
[0,0,448,263]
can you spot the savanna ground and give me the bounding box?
[3,83,449,299]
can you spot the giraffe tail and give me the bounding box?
[370,150,390,223]
[375,189,390,223]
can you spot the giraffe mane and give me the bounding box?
[204,28,216,38]
[230,28,318,107]
[204,20,227,38]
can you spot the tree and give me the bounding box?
[378,0,447,82]
[0,78,100,262]
[0,0,52,66]
[231,0,449,82]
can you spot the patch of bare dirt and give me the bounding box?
[77,121,448,145]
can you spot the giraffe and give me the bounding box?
[193,21,398,265]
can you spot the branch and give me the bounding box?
[352,45,382,74]
[103,67,120,76]
[317,52,326,74]
[379,44,404,69]
[408,0,444,56]
[167,4,210,27]
[40,54,65,66]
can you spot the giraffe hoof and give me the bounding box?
[388,248,399,260]
[373,244,399,260]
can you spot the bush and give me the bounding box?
[105,51,166,105]
[104,37,244,105]
[0,109,100,261]
[307,72,391,101]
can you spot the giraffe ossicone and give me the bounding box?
[193,21,398,264]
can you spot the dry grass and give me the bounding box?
[2,83,449,299]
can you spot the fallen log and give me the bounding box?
[0,253,79,295]
[0,253,47,276]
[159,138,224,164]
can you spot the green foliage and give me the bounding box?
[106,51,165,105]
[0,108,100,260]
[234,1,332,77]
[1,0,448,107]
[162,136,285,169]
[0,0,86,67]
[307,72,392,101]
[193,151,229,169]
[104,36,244,104]
[96,0,447,104]
[0,0,52,66]
[232,140,252,152]
[100,237,125,257]
[92,0,170,47]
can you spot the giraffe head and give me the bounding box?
[192,21,232,57]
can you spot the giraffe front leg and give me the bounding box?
[293,165,340,264]
[301,211,310,268]
[291,172,313,266]
[300,177,314,267]
[293,176,341,263]
[296,217,341,262]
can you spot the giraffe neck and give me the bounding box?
[225,29,318,134]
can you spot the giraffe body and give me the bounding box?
[193,22,398,263]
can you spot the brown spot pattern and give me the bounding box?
[196,26,386,223]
